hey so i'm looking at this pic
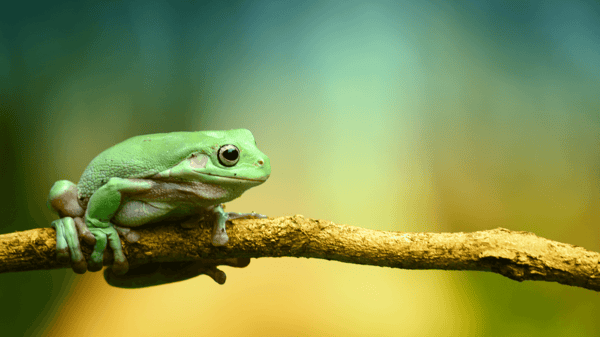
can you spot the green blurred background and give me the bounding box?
[1,0,599,335]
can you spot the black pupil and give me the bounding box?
[223,148,238,161]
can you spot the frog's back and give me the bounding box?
[77,131,215,198]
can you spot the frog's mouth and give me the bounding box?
[198,172,269,183]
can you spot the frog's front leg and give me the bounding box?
[211,205,229,246]
[85,177,154,274]
[210,205,267,246]
[103,258,252,288]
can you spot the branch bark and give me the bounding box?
[1,215,599,291]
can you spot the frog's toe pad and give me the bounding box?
[71,259,87,274]
[124,231,140,243]
[52,219,75,264]
[87,261,103,272]
[74,217,96,245]
[211,231,229,246]
[56,248,70,264]
[111,259,129,276]
[114,226,140,243]
[205,267,226,285]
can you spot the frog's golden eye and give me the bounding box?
[218,144,240,167]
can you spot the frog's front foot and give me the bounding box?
[87,225,129,275]
[211,206,268,247]
[211,222,229,246]
[104,258,252,288]
[211,205,229,246]
[51,217,87,274]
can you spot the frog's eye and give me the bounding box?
[218,144,240,167]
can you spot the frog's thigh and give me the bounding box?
[86,178,154,222]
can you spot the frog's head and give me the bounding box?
[152,129,270,194]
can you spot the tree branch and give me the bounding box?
[1,215,599,291]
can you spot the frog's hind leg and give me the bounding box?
[85,178,155,275]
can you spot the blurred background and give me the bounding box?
[1,0,599,335]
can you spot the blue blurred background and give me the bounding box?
[1,0,599,335]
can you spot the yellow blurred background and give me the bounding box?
[0,1,598,336]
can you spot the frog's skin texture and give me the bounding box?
[47,129,270,287]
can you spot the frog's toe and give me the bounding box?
[114,225,140,243]
[62,217,86,273]
[107,229,129,275]
[71,259,87,274]
[211,220,229,246]
[52,217,86,272]
[88,230,108,272]
[51,219,70,264]
[205,266,226,285]
[74,217,96,245]
[111,259,129,275]
[202,258,251,284]
[124,231,140,243]
[211,230,229,246]
[227,212,267,220]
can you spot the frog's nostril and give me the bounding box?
[257,159,264,165]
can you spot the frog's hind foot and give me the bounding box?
[51,217,87,274]
[87,225,129,275]
[73,217,96,245]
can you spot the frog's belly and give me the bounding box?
[110,180,229,227]
[112,200,213,227]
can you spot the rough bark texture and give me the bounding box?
[1,215,599,291]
